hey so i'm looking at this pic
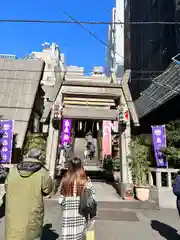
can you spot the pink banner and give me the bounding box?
[102,121,112,157]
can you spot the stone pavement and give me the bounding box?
[1,199,180,240]
[0,181,179,239]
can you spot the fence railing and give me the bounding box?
[149,168,179,189]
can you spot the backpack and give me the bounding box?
[173,176,180,197]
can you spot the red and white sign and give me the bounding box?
[102,121,112,158]
[124,110,129,121]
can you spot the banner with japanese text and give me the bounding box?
[102,121,112,158]
[0,120,13,163]
[61,119,72,147]
[152,125,167,167]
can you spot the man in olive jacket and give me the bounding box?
[4,148,54,240]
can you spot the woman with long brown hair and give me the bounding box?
[59,157,96,240]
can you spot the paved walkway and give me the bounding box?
[92,181,122,202]
[0,182,179,239]
[1,199,180,239]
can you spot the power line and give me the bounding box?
[0,78,158,82]
[59,9,124,59]
[99,3,124,29]
[0,78,178,101]
[99,4,111,16]
[0,75,173,82]
[0,19,115,24]
[129,78,159,81]
[0,73,179,96]
[131,70,165,73]
[130,21,180,25]
[60,9,109,47]
[0,77,166,82]
[0,69,95,73]
[1,19,180,25]
[0,68,172,73]
[0,69,111,74]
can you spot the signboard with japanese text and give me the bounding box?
[152,125,167,167]
[102,121,112,158]
[0,120,13,163]
[61,119,72,147]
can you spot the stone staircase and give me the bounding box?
[73,137,101,170]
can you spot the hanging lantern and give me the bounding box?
[53,104,63,120]
[117,104,129,124]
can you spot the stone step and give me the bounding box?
[84,165,103,172]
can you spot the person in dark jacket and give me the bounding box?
[5,148,54,240]
[173,171,180,216]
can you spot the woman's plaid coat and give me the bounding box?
[59,178,95,240]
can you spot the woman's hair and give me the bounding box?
[60,157,87,196]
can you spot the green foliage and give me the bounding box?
[23,133,47,163]
[131,120,180,169]
[129,137,150,186]
[132,134,155,166]
[166,120,180,146]
[103,155,113,171]
[163,120,180,167]
[103,155,120,171]
[133,134,152,147]
[112,156,121,171]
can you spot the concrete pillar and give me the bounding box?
[46,110,60,178]
[119,94,129,184]
[124,119,132,183]
[49,129,59,178]
[46,91,63,177]
[156,170,162,189]
[119,92,133,198]
[167,172,172,189]
[119,124,128,183]
[148,172,154,186]
[45,110,54,170]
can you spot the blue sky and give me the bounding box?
[0,0,114,73]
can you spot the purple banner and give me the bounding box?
[0,120,13,163]
[152,125,167,167]
[61,119,72,146]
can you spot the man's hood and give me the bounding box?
[17,158,44,178]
